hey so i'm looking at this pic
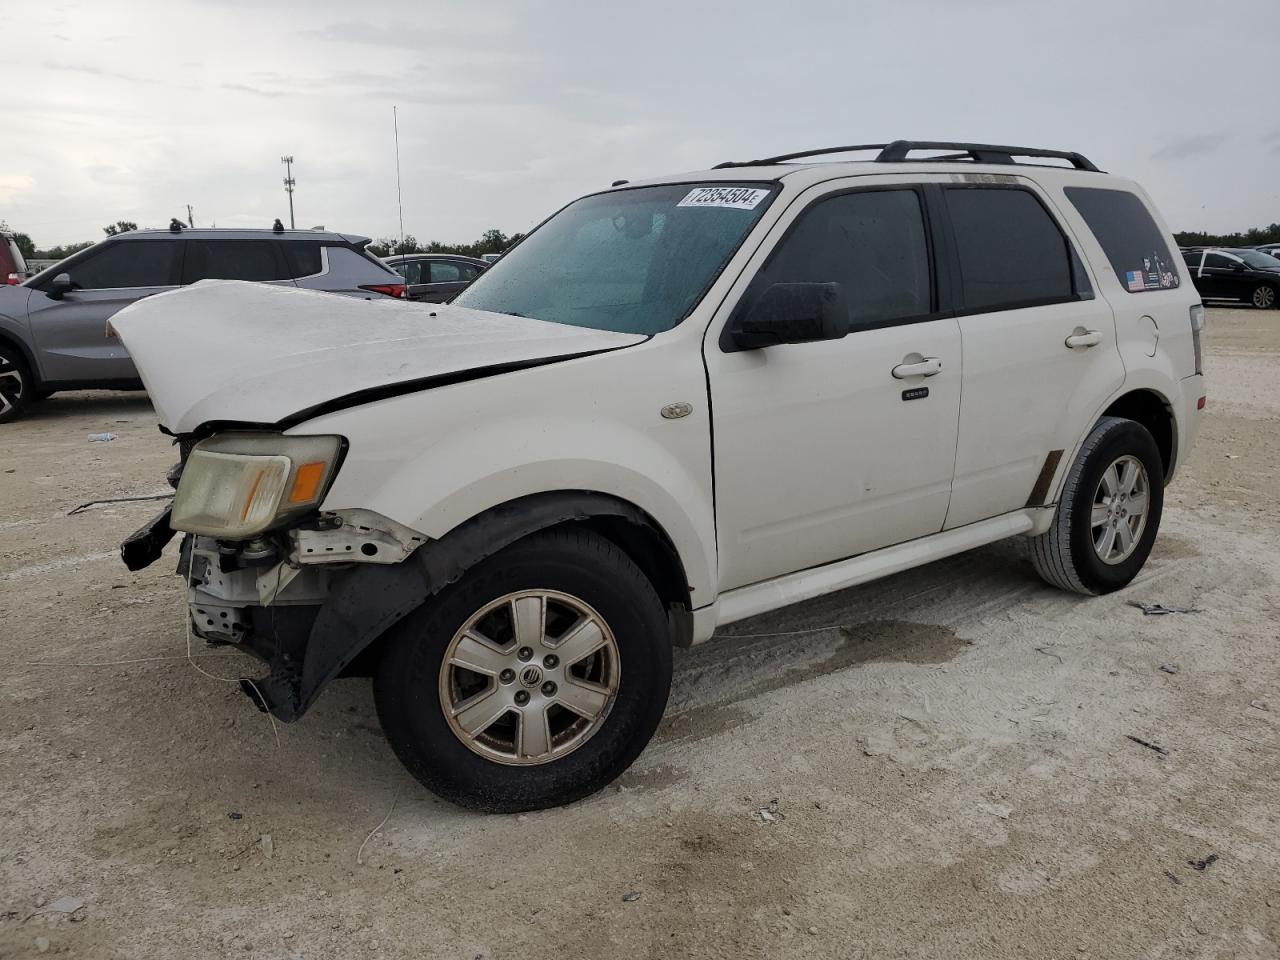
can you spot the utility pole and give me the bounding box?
[280,156,296,229]
[186,204,194,228]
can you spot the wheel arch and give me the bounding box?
[1099,388,1177,481]
[0,326,41,387]
[279,491,696,722]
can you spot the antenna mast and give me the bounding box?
[393,106,405,254]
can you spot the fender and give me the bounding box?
[0,318,42,387]
[253,491,688,721]
[1029,375,1180,536]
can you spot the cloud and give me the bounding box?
[1150,132,1228,162]
[0,175,37,204]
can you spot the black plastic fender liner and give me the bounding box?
[287,491,685,721]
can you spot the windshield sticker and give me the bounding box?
[677,187,770,210]
[1124,251,1180,291]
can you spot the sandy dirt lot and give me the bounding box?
[1,306,1278,959]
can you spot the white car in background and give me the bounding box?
[112,140,1206,813]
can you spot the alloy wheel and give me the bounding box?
[1253,285,1277,309]
[0,355,25,417]
[1090,454,1150,565]
[439,590,620,765]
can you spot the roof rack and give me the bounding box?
[713,140,1100,173]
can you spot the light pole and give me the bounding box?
[281,156,296,229]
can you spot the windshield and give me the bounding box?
[1232,250,1280,269]
[453,182,776,334]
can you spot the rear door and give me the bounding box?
[941,181,1124,528]
[26,238,181,383]
[426,259,482,301]
[181,238,295,287]
[706,179,963,590]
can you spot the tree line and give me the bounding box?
[365,228,525,259]
[1172,223,1280,249]
[7,218,1277,265]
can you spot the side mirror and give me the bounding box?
[48,273,75,299]
[727,282,850,351]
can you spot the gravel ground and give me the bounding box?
[1,306,1278,959]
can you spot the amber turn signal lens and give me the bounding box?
[288,461,327,504]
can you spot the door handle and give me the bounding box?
[1064,330,1102,349]
[891,357,943,379]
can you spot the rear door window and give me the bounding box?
[752,188,933,330]
[429,261,463,283]
[1064,187,1180,293]
[944,187,1076,312]
[66,240,180,289]
[182,240,285,283]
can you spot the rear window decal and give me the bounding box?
[1124,252,1179,292]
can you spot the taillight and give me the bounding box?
[5,273,21,285]
[359,283,407,299]
[1189,303,1204,376]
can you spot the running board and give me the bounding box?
[715,511,1035,627]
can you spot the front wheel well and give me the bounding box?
[0,330,40,385]
[1100,389,1175,479]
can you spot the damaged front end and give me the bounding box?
[179,508,428,720]
[123,428,431,722]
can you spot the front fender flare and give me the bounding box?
[263,491,680,721]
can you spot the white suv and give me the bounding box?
[113,141,1206,812]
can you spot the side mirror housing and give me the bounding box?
[48,273,74,299]
[726,282,850,351]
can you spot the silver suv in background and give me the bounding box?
[0,228,407,422]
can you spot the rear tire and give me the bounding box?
[1252,284,1277,310]
[1030,416,1164,595]
[0,345,31,423]
[374,527,672,813]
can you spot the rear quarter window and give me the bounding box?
[1064,187,1180,293]
[283,241,324,278]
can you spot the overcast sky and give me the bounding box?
[3,0,1277,248]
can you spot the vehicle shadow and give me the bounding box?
[24,390,152,422]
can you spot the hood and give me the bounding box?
[109,280,645,433]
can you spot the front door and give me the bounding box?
[706,183,962,592]
[26,238,182,383]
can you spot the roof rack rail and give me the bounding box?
[713,140,1100,172]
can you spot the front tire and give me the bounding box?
[1252,284,1277,310]
[0,346,31,423]
[374,528,673,812]
[1030,416,1164,595]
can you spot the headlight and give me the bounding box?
[171,433,344,538]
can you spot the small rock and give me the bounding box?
[228,812,242,820]
[1250,700,1269,712]
[1159,664,1180,675]
[622,892,641,902]
[977,802,1012,820]
[782,907,792,916]
[807,926,819,936]
[43,897,84,915]
[35,937,50,953]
